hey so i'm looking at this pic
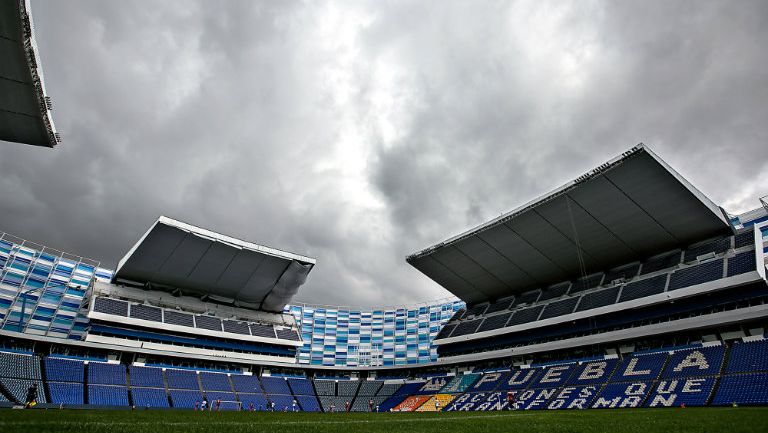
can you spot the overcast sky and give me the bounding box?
[1,0,766,307]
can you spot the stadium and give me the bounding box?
[1,1,768,432]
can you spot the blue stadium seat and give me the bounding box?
[230,374,261,393]
[500,368,541,390]
[128,366,164,388]
[199,372,232,392]
[712,373,768,406]
[667,259,724,291]
[726,339,768,373]
[169,389,203,409]
[296,395,321,411]
[467,371,509,392]
[645,377,715,407]
[611,353,667,382]
[568,359,619,385]
[48,382,83,405]
[531,364,576,387]
[88,385,129,406]
[165,369,200,390]
[592,381,651,408]
[44,357,84,382]
[131,387,169,408]
[727,251,757,277]
[87,362,126,386]
[661,345,724,379]
[287,378,315,395]
[260,376,292,395]
[238,392,269,411]
[545,385,601,410]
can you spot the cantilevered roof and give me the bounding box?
[0,0,59,147]
[114,216,316,313]
[407,144,732,304]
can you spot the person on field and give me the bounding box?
[249,402,254,412]
[506,391,515,410]
[435,399,440,411]
[216,398,221,411]
[292,399,298,412]
[368,399,374,412]
[345,401,350,412]
[25,383,38,408]
[201,398,208,411]
[194,401,199,411]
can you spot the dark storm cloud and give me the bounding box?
[1,0,766,307]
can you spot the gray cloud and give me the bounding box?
[1,0,766,307]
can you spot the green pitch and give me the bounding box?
[0,407,767,433]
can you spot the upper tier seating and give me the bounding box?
[195,315,222,332]
[128,366,164,388]
[222,320,250,335]
[164,310,194,327]
[511,291,541,307]
[92,297,296,340]
[287,378,315,395]
[618,274,667,302]
[130,304,162,322]
[734,229,755,249]
[539,297,579,320]
[0,352,42,380]
[231,374,262,393]
[451,319,482,337]
[356,380,383,396]
[93,297,128,316]
[484,299,514,315]
[726,339,768,373]
[728,250,757,277]
[538,283,570,302]
[575,286,620,312]
[603,263,640,284]
[477,313,512,332]
[200,372,232,392]
[506,305,544,326]
[640,251,681,275]
[44,357,83,382]
[569,273,604,295]
[261,376,292,395]
[88,362,126,386]
[463,304,488,318]
[667,259,724,291]
[165,369,200,390]
[313,379,335,396]
[684,237,731,262]
[337,380,359,396]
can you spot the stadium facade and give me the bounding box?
[1,145,768,411]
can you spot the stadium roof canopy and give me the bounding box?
[114,216,316,313]
[407,144,733,305]
[0,0,59,148]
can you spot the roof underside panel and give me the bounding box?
[407,146,732,303]
[0,0,58,147]
[114,217,315,312]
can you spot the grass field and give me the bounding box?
[0,407,767,433]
